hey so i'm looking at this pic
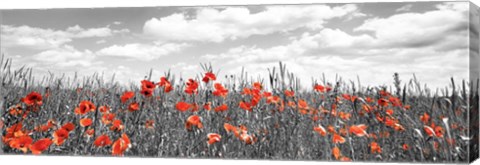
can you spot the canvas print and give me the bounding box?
[0,1,479,163]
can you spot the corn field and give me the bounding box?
[0,54,478,163]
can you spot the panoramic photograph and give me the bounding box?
[0,1,479,163]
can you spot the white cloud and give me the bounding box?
[1,25,72,50]
[200,2,470,90]
[112,28,130,34]
[31,45,99,68]
[106,65,144,86]
[1,25,130,50]
[96,42,189,61]
[3,44,110,86]
[5,44,156,87]
[202,28,374,63]
[143,4,362,42]
[354,2,468,49]
[170,62,200,77]
[65,25,113,38]
[395,4,413,12]
[2,2,470,91]
[96,39,107,44]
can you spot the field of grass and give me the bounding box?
[0,55,478,163]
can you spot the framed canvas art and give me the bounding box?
[0,1,479,164]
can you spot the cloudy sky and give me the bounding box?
[0,2,471,90]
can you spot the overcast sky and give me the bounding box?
[0,2,472,90]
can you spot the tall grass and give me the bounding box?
[0,54,477,163]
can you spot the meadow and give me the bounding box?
[0,54,477,163]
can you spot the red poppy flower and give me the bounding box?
[239,125,248,134]
[6,122,22,133]
[140,88,153,97]
[389,96,402,107]
[332,133,345,144]
[29,138,52,155]
[99,105,111,113]
[370,141,382,154]
[224,123,240,137]
[313,125,327,136]
[379,90,390,97]
[341,94,357,102]
[34,120,55,132]
[384,116,396,126]
[402,144,409,151]
[110,119,124,132]
[120,91,135,103]
[383,116,405,131]
[53,128,69,146]
[284,90,295,97]
[80,118,93,127]
[158,77,173,93]
[212,83,228,98]
[185,115,203,131]
[158,77,169,86]
[202,72,216,83]
[327,125,336,134]
[266,96,280,104]
[9,104,23,116]
[378,98,389,107]
[250,96,261,107]
[365,97,374,103]
[21,92,43,106]
[242,88,252,95]
[203,102,211,111]
[340,156,351,161]
[94,135,112,147]
[101,113,116,125]
[164,84,173,93]
[240,133,255,145]
[332,146,341,159]
[184,79,199,95]
[253,82,263,90]
[61,122,75,132]
[239,101,252,111]
[145,120,154,129]
[85,129,95,137]
[3,123,27,144]
[74,100,96,115]
[262,91,272,97]
[314,84,330,93]
[420,112,430,124]
[112,133,131,156]
[176,101,191,112]
[386,109,394,116]
[207,133,221,145]
[349,124,368,137]
[287,101,296,108]
[434,125,444,138]
[298,99,309,111]
[141,80,156,90]
[214,104,228,112]
[128,102,140,112]
[9,135,33,153]
[339,112,351,121]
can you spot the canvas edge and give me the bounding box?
[0,8,4,156]
[469,1,480,164]
[0,1,477,163]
